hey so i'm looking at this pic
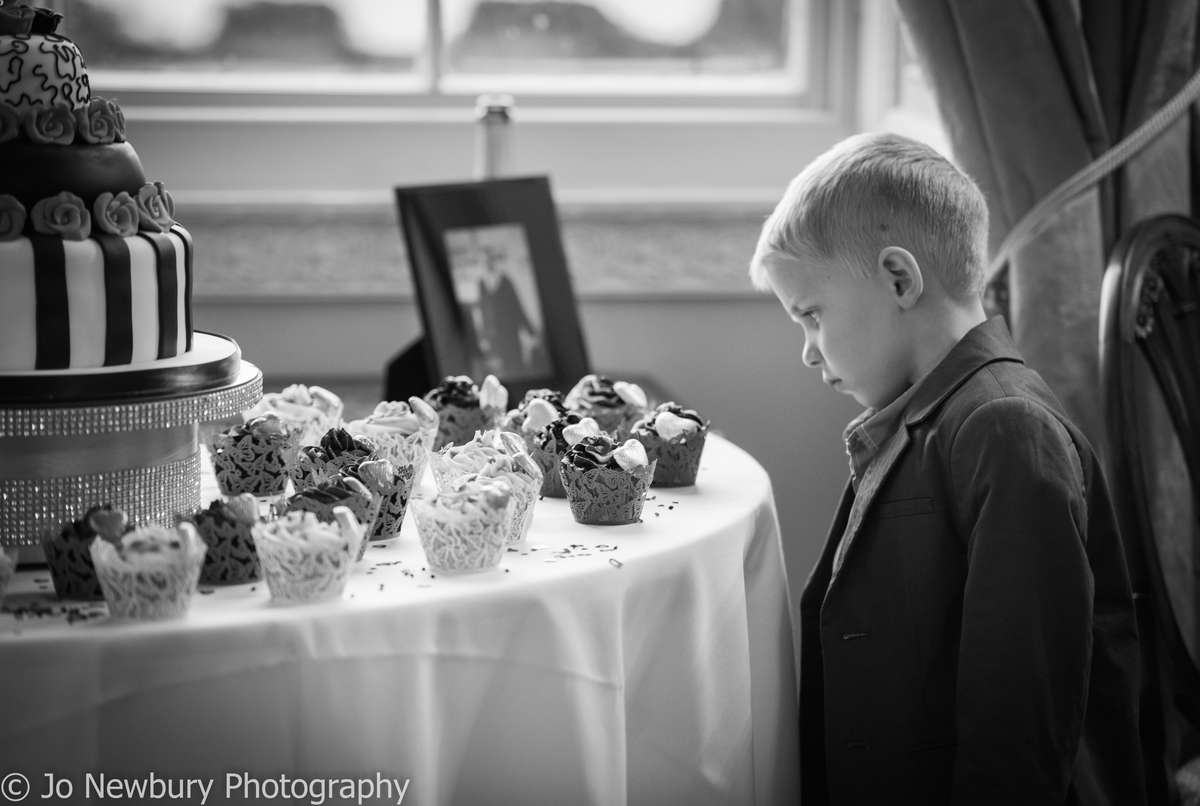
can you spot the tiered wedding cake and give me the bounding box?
[0,6,260,550]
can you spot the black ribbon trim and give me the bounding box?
[0,332,242,404]
[30,234,70,370]
[172,224,194,351]
[139,230,178,359]
[94,233,133,366]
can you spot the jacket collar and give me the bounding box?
[904,316,1024,427]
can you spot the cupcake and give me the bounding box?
[412,476,513,575]
[244,384,343,447]
[345,397,438,483]
[499,389,567,435]
[185,495,261,585]
[531,412,600,498]
[283,476,380,561]
[344,459,417,541]
[90,522,207,620]
[41,504,132,601]
[560,434,656,526]
[631,403,709,487]
[252,508,364,604]
[290,428,379,490]
[208,412,296,496]
[564,374,648,437]
[430,428,529,491]
[471,451,543,544]
[0,546,19,608]
[424,374,508,450]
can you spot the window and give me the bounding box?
[67,0,810,97]
[57,0,854,207]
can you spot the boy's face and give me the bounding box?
[764,253,913,410]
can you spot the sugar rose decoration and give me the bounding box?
[0,104,19,144]
[135,182,175,232]
[93,191,139,237]
[23,102,76,146]
[74,97,126,145]
[0,194,26,242]
[32,192,91,241]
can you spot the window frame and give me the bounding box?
[68,0,859,209]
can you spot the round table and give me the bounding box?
[0,436,798,806]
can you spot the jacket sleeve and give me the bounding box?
[948,396,1092,805]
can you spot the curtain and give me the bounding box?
[892,1,1199,802]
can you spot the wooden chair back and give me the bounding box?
[1101,213,1200,801]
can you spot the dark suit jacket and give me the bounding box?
[799,317,1144,805]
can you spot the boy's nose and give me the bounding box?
[802,338,822,368]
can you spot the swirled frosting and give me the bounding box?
[430,475,512,517]
[563,434,649,472]
[425,376,479,408]
[347,397,437,438]
[632,402,705,442]
[254,510,346,552]
[565,375,646,412]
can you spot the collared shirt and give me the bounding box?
[842,375,926,493]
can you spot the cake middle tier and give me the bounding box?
[0,225,194,371]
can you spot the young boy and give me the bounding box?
[751,133,1144,805]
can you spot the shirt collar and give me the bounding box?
[843,374,924,491]
[841,316,1024,490]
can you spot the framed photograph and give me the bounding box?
[392,176,591,399]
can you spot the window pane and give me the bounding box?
[64,0,426,73]
[442,0,795,76]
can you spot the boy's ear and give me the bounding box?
[877,246,923,309]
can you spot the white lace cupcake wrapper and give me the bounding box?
[90,543,207,621]
[503,477,540,544]
[360,428,433,483]
[560,461,657,525]
[635,429,708,487]
[414,506,510,574]
[254,538,355,603]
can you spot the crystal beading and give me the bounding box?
[1,453,202,546]
[0,370,262,438]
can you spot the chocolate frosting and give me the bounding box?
[425,376,480,408]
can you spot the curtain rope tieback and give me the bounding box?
[986,64,1200,285]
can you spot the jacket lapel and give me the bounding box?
[826,425,911,590]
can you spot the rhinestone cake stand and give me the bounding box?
[0,333,262,550]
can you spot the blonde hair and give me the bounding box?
[749,132,989,301]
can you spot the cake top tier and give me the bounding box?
[0,9,90,111]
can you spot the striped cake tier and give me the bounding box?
[0,224,193,371]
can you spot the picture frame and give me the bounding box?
[388,176,591,401]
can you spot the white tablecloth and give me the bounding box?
[0,436,798,806]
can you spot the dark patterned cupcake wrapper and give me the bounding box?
[636,429,707,487]
[560,460,656,526]
[191,513,260,585]
[432,405,497,452]
[532,444,567,498]
[369,486,412,540]
[210,440,291,497]
[289,453,370,492]
[41,533,105,601]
